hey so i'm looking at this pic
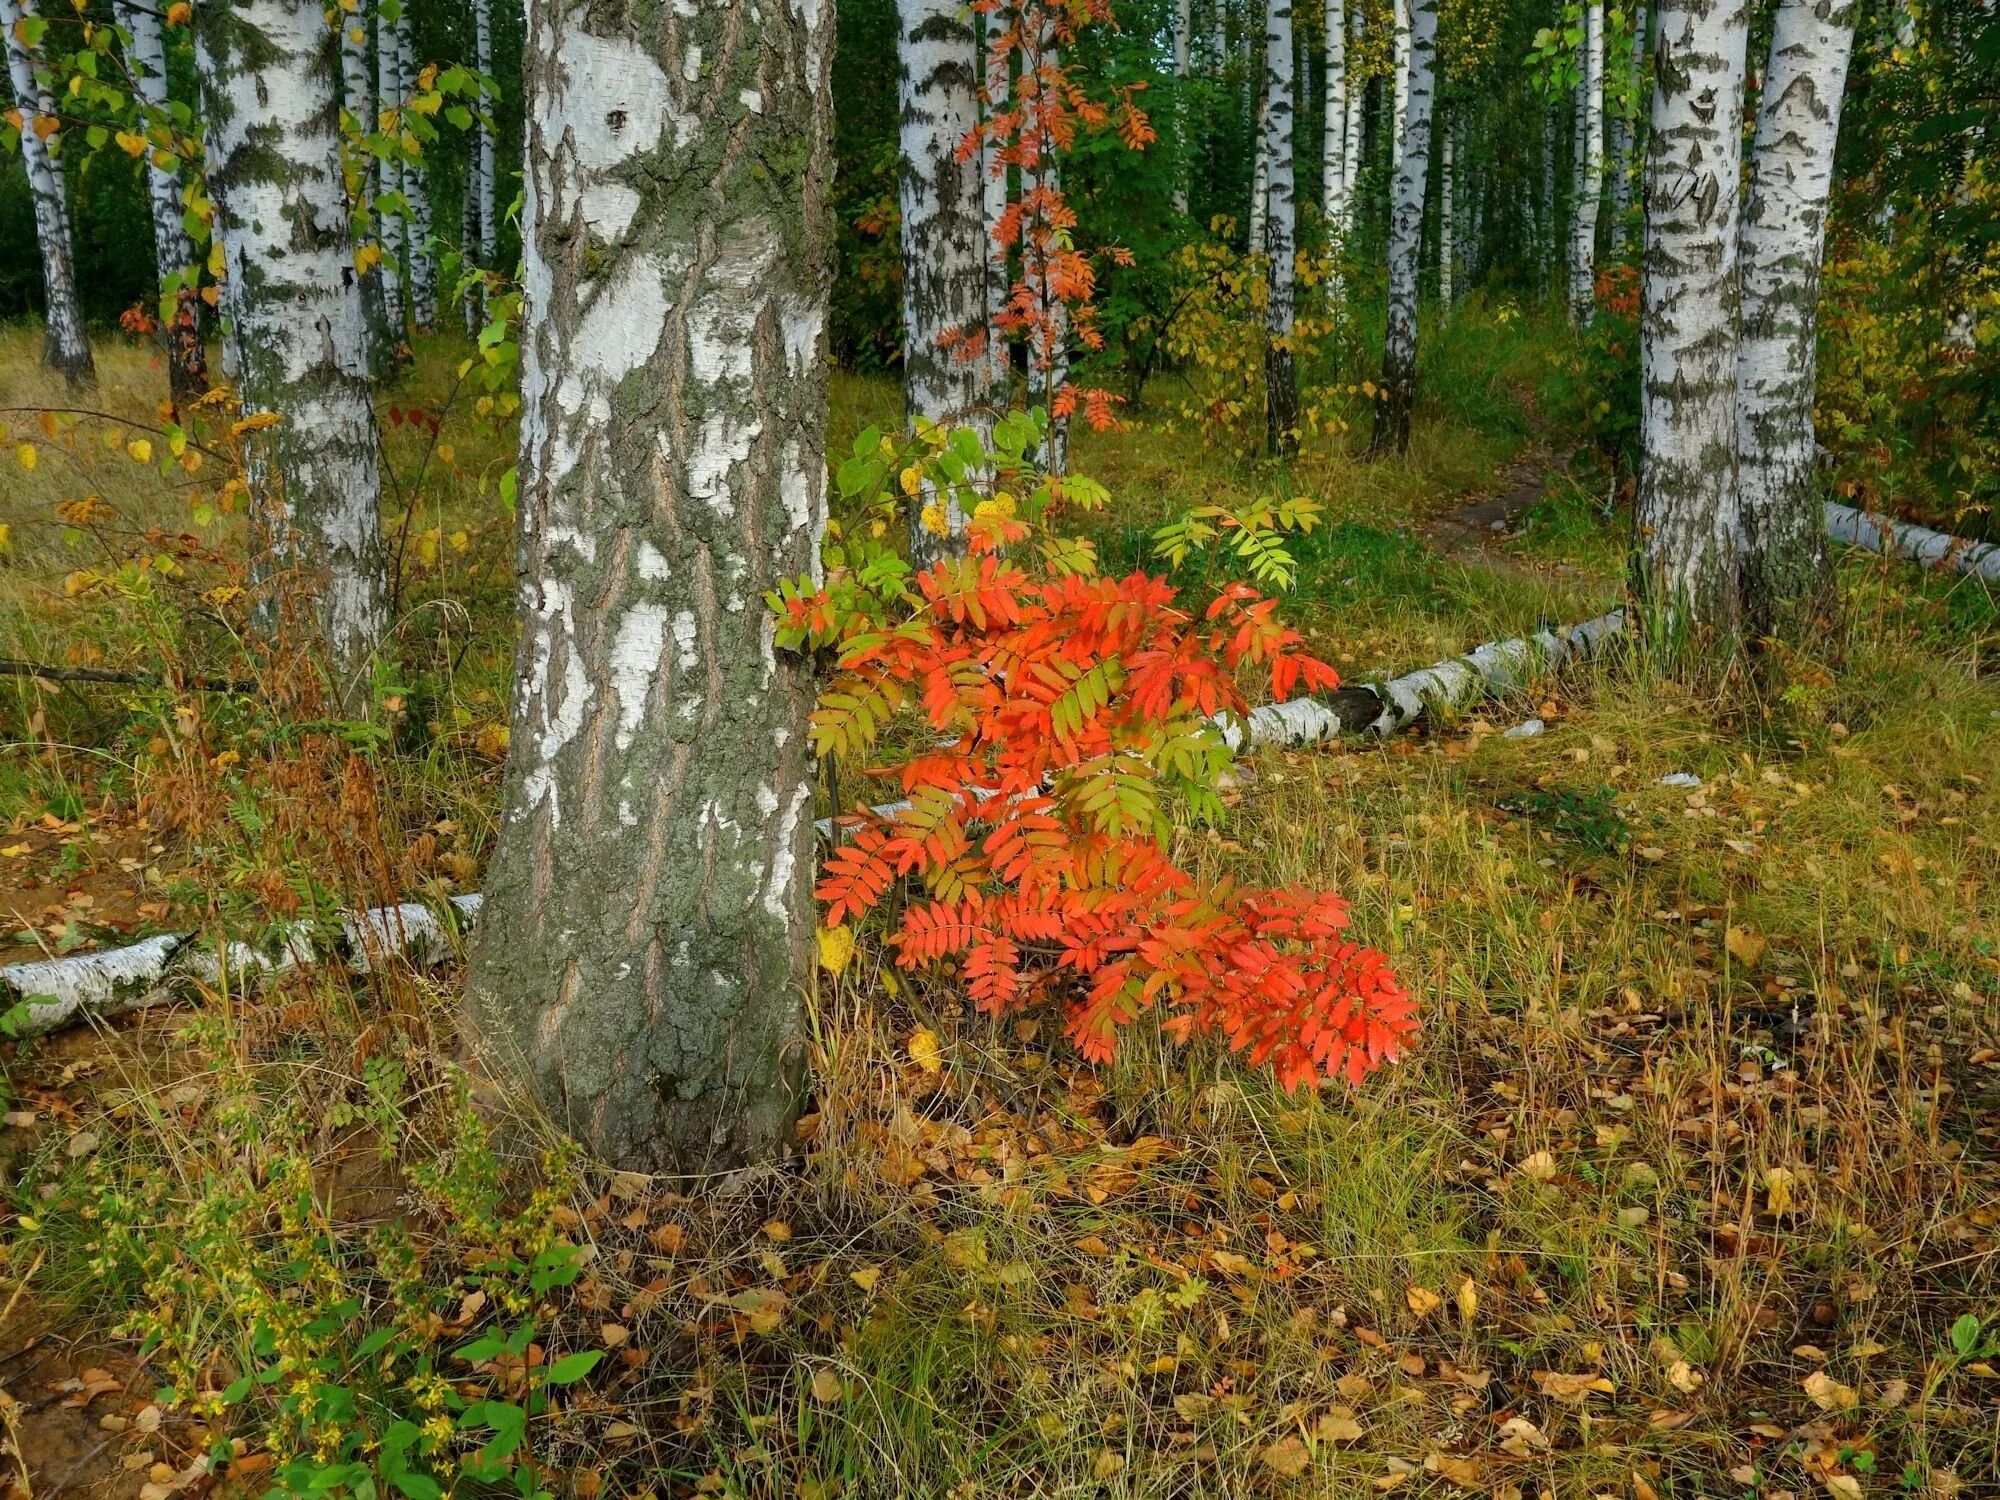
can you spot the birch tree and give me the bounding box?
[982,23,1009,394]
[1263,0,1298,455]
[470,0,495,329]
[464,0,832,1172]
[1341,0,1362,227]
[338,0,396,370]
[114,0,203,403]
[1569,0,1603,324]
[1323,0,1347,234]
[1374,0,1435,452]
[195,0,389,693]
[1174,0,1192,214]
[1737,0,1855,635]
[376,2,406,338]
[897,0,988,561]
[1633,0,1749,635]
[0,0,92,388]
[1439,107,1454,306]
[1248,76,1268,251]
[393,4,436,332]
[1609,0,1645,254]
[1393,0,1410,161]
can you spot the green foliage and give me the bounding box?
[1149,490,1325,590]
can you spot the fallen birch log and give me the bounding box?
[1,894,483,1040]
[1823,502,2000,583]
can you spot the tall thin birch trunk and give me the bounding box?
[1541,104,1556,287]
[1439,109,1453,307]
[1737,0,1854,637]
[459,164,480,336]
[1569,1,1603,324]
[1374,0,1435,453]
[1027,39,1070,473]
[1322,0,1346,232]
[114,0,203,403]
[1263,0,1298,455]
[472,0,495,328]
[376,7,406,341]
[1609,0,1646,255]
[0,0,92,388]
[897,0,988,562]
[465,0,832,1173]
[982,23,1009,394]
[1249,76,1268,252]
[1633,0,1750,636]
[1174,0,1192,215]
[1392,0,1409,162]
[338,0,394,372]
[1341,0,1363,227]
[195,0,389,694]
[395,7,435,332]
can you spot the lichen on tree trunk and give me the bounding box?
[465,0,832,1174]
[195,0,389,698]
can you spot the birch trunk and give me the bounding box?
[1392,0,1409,163]
[1263,0,1298,456]
[1633,0,1750,636]
[1609,0,1646,255]
[460,164,480,336]
[1439,109,1453,307]
[1322,0,1346,233]
[114,0,204,403]
[0,0,92,388]
[195,0,389,694]
[1341,0,1363,227]
[395,7,436,332]
[1737,0,1854,637]
[1541,104,1556,286]
[897,0,988,562]
[376,6,406,339]
[464,0,832,1172]
[1248,78,1268,251]
[982,25,1009,394]
[1373,0,1434,453]
[338,0,395,372]
[471,0,495,328]
[1174,0,1192,215]
[1569,1,1603,325]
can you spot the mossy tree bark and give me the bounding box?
[195,0,389,699]
[1632,0,1750,638]
[0,0,93,389]
[1373,0,1435,453]
[465,0,832,1174]
[1737,0,1854,640]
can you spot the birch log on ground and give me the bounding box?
[1262,0,1299,457]
[1374,0,1436,454]
[1823,503,2000,582]
[114,0,205,405]
[196,0,390,700]
[1,897,484,1041]
[0,0,93,388]
[1633,0,1750,636]
[898,0,990,563]
[463,0,832,1174]
[1737,0,1855,635]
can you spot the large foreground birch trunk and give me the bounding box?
[195,0,389,697]
[1737,0,1855,638]
[1374,0,1436,454]
[465,0,832,1173]
[897,0,988,562]
[0,0,92,388]
[1633,0,1750,636]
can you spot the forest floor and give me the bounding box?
[1,314,1998,1500]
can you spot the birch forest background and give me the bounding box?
[1,0,1998,1497]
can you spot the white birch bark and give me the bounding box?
[897,0,989,562]
[1392,0,1410,162]
[395,5,436,332]
[114,0,203,402]
[376,4,406,338]
[1439,109,1453,306]
[1569,0,1603,324]
[0,0,91,387]
[1737,0,1854,633]
[1263,0,1298,455]
[1375,0,1436,451]
[1174,0,1192,215]
[1340,0,1363,226]
[1633,0,1750,634]
[1609,0,1646,255]
[195,0,389,696]
[1248,79,1268,252]
[1322,0,1346,232]
[981,25,1009,394]
[472,0,495,326]
[465,0,832,1171]
[338,0,393,370]
[1541,104,1557,284]
[1823,502,2000,581]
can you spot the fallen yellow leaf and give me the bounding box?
[907,1025,942,1075]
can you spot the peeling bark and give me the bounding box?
[1263,0,1298,456]
[897,0,988,562]
[1737,0,1854,638]
[114,0,205,404]
[0,0,92,388]
[195,0,390,697]
[465,0,832,1174]
[1633,0,1749,637]
[1374,0,1435,453]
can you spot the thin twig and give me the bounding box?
[0,659,255,694]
